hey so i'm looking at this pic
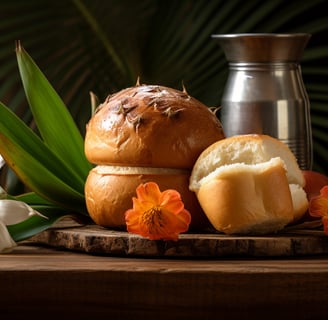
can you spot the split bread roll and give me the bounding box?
[189,134,309,234]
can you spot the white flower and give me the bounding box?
[0,199,47,253]
[0,220,16,253]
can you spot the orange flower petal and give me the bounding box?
[309,195,328,218]
[160,190,185,214]
[319,185,328,198]
[132,196,154,214]
[323,216,328,235]
[136,182,162,204]
[308,186,328,236]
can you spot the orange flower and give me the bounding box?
[125,182,191,241]
[309,185,328,234]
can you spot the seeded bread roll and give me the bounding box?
[84,84,225,230]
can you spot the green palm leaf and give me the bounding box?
[16,42,92,180]
[0,42,94,215]
[0,101,86,193]
[0,134,86,213]
[0,42,93,241]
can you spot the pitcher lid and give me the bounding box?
[212,33,311,62]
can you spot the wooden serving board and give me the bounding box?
[30,221,328,258]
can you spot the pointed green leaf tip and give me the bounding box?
[15,41,92,182]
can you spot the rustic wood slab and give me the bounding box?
[30,221,328,258]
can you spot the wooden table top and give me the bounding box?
[2,242,328,272]
[1,243,328,320]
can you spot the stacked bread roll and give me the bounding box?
[84,84,225,230]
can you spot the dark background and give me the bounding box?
[0,0,327,193]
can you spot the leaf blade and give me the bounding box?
[0,133,87,213]
[0,101,86,193]
[16,42,92,180]
[7,211,70,242]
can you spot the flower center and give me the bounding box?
[141,206,164,232]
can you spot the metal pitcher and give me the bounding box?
[212,33,312,170]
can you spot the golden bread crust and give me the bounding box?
[85,166,210,230]
[85,85,225,169]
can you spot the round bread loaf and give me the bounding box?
[84,84,225,230]
[85,85,224,169]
